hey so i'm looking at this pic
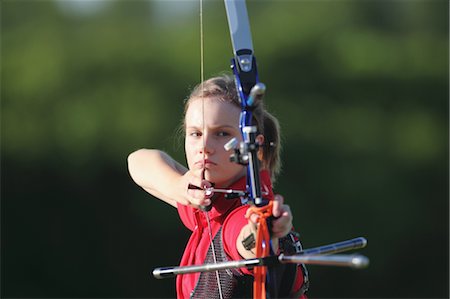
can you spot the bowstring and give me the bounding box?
[200,1,224,298]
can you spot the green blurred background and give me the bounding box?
[1,0,448,298]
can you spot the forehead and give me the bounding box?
[185,97,241,127]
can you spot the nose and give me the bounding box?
[198,133,215,155]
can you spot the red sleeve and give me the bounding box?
[177,202,196,231]
[221,205,253,275]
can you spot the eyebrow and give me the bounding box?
[185,125,238,130]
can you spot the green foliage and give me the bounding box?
[2,0,448,298]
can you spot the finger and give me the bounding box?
[272,212,290,229]
[245,209,259,223]
[247,217,258,231]
[278,207,293,226]
[187,188,211,206]
[271,208,293,237]
[187,172,205,189]
[244,209,260,232]
[249,213,259,224]
[272,194,284,218]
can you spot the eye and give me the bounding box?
[217,131,230,137]
[188,131,202,137]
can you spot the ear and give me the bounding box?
[256,134,265,161]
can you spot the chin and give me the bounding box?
[203,171,216,183]
[204,172,224,185]
[205,172,243,188]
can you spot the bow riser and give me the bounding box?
[225,0,264,206]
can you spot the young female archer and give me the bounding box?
[128,74,308,298]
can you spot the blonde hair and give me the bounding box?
[183,74,282,182]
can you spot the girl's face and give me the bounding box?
[185,97,245,188]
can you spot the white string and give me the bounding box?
[200,1,224,299]
[200,0,204,88]
[200,0,206,174]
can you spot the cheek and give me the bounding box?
[185,139,194,162]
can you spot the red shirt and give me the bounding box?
[175,171,306,298]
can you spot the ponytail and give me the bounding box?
[260,110,282,183]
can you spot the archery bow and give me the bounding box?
[153,1,370,298]
[223,1,278,297]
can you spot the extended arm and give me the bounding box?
[127,149,211,208]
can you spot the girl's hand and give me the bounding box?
[270,194,293,238]
[246,194,293,238]
[180,170,213,208]
[238,194,293,258]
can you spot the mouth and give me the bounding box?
[195,159,217,168]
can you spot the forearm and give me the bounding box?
[237,224,279,259]
[127,149,188,207]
